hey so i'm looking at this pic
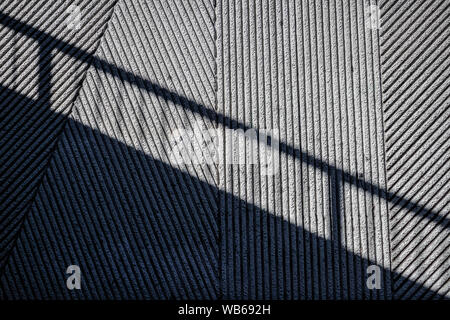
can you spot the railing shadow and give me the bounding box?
[1,10,447,228]
[0,88,446,299]
[0,10,447,300]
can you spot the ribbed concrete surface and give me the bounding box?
[0,0,448,300]
[0,0,116,271]
[381,0,450,299]
[0,0,218,299]
[218,0,391,300]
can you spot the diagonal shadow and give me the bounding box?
[0,11,448,229]
[0,10,448,300]
[1,107,446,299]
[0,85,447,300]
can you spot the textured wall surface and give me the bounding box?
[381,0,450,300]
[0,0,448,300]
[217,0,391,300]
[0,0,116,271]
[0,0,218,299]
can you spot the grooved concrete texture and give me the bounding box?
[1,0,218,299]
[381,0,450,299]
[0,0,448,300]
[217,0,390,300]
[0,0,117,270]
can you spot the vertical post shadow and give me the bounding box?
[0,10,446,300]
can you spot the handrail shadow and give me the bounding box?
[0,11,447,228]
[0,10,447,300]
